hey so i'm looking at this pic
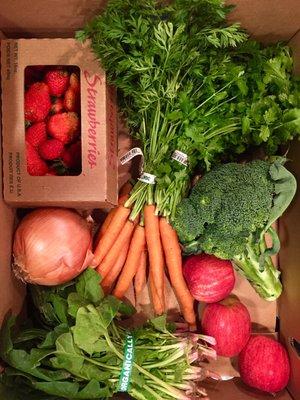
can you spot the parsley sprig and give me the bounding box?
[78,0,300,219]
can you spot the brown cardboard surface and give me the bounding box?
[290,30,300,75]
[204,380,292,400]
[1,38,118,208]
[0,2,299,400]
[0,0,107,38]
[227,0,300,43]
[277,31,300,400]
[278,144,300,400]
[112,380,293,400]
[0,0,299,41]
[231,271,277,332]
[0,36,26,325]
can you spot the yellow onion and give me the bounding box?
[13,208,95,286]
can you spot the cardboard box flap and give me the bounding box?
[0,0,299,42]
[0,34,26,324]
[278,31,300,400]
[227,0,300,43]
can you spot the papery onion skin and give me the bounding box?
[13,208,96,286]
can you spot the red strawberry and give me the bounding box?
[64,87,80,112]
[26,142,49,176]
[39,139,64,160]
[25,82,51,123]
[62,141,81,169]
[25,122,47,148]
[47,112,80,144]
[45,69,69,96]
[51,98,64,114]
[69,73,80,93]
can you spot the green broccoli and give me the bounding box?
[172,159,297,300]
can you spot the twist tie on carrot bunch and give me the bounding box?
[138,172,156,184]
[120,148,156,184]
[172,149,188,166]
[120,147,144,166]
[117,333,135,392]
[120,147,157,185]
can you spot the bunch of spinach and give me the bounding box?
[77,0,300,219]
[0,269,215,400]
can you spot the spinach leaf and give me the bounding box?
[51,332,110,382]
[72,306,106,355]
[0,317,64,382]
[34,379,110,399]
[75,268,103,304]
[38,324,69,349]
[67,293,89,318]
[118,301,136,317]
[49,295,69,325]
[13,328,48,344]
[149,315,168,333]
[96,296,122,328]
[0,379,64,400]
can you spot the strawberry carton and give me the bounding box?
[1,39,118,208]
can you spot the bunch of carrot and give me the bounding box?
[93,182,196,330]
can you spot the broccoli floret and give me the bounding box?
[192,161,274,258]
[172,159,297,300]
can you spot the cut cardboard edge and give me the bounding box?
[277,30,300,400]
[0,0,299,43]
[0,33,26,327]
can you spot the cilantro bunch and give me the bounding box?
[78,0,300,219]
[0,269,216,400]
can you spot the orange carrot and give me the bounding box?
[134,249,147,297]
[94,182,132,247]
[149,275,164,315]
[93,205,131,266]
[97,219,135,279]
[144,205,165,312]
[101,241,130,294]
[95,209,117,246]
[95,192,131,246]
[160,217,196,328]
[113,225,146,299]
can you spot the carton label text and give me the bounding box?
[84,70,102,169]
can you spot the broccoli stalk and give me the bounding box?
[172,159,297,301]
[233,234,282,301]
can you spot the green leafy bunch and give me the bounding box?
[0,269,215,400]
[77,0,300,219]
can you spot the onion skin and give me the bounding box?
[202,297,251,357]
[239,335,290,393]
[13,208,95,286]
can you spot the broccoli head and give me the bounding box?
[172,159,297,300]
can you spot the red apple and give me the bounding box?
[239,335,290,393]
[201,296,251,357]
[183,253,235,303]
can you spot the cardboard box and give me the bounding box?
[0,2,299,400]
[1,38,118,208]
